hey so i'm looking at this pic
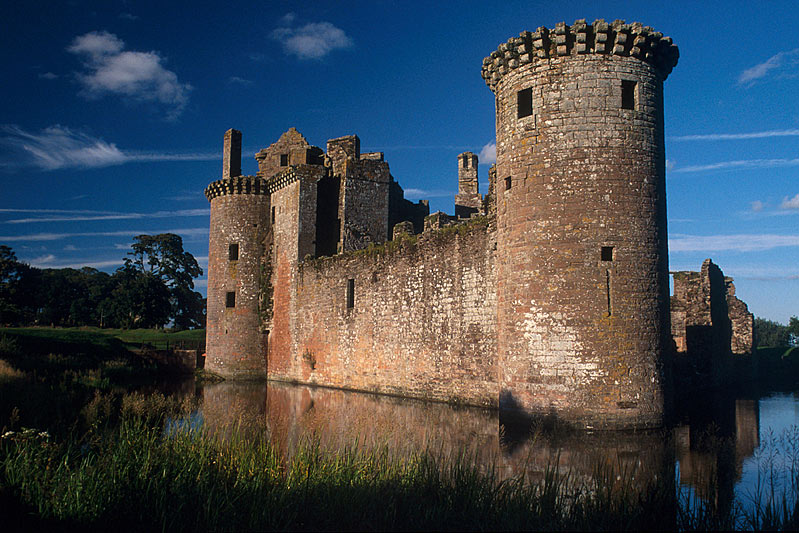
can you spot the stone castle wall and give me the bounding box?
[267,219,498,407]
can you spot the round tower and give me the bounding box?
[483,19,678,428]
[205,129,270,378]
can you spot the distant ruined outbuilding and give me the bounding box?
[203,19,752,429]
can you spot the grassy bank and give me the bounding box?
[2,392,798,531]
[0,327,202,438]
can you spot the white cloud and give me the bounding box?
[3,208,209,224]
[739,48,799,85]
[28,257,124,269]
[228,76,253,85]
[68,30,192,118]
[0,227,208,242]
[478,142,496,165]
[672,158,799,173]
[669,233,799,252]
[38,72,58,80]
[30,254,56,265]
[0,124,218,170]
[751,200,765,212]
[271,18,353,60]
[403,188,453,200]
[665,159,675,171]
[672,129,799,141]
[781,194,799,210]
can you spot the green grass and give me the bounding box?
[0,326,205,353]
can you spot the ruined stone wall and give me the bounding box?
[671,259,754,364]
[255,127,323,178]
[268,219,498,407]
[266,166,326,375]
[455,152,482,219]
[484,20,678,428]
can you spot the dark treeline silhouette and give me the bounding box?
[753,316,799,348]
[0,234,205,330]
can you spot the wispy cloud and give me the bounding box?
[669,233,799,252]
[672,158,799,174]
[0,125,218,170]
[228,76,252,86]
[478,142,496,165]
[68,30,192,118]
[739,48,799,85]
[27,257,125,269]
[3,208,209,224]
[672,129,799,142]
[38,72,58,80]
[0,227,208,242]
[781,194,799,210]
[271,16,353,60]
[404,188,453,200]
[751,200,765,212]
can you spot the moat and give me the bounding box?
[182,379,799,515]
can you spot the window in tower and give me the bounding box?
[225,291,236,308]
[517,87,533,118]
[621,80,636,110]
[228,243,239,261]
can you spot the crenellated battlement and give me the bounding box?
[481,19,679,92]
[204,175,268,200]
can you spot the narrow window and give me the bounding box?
[346,278,355,310]
[228,243,239,261]
[462,156,468,169]
[271,206,276,224]
[225,291,236,308]
[505,176,512,191]
[280,153,289,166]
[621,80,636,110]
[605,270,612,316]
[517,87,533,118]
[601,246,614,261]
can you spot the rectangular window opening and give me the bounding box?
[346,278,355,310]
[517,87,533,119]
[462,156,468,169]
[505,176,512,191]
[228,243,239,261]
[271,206,276,224]
[601,246,614,262]
[606,269,612,316]
[621,80,636,110]
[225,291,236,308]
[279,153,289,166]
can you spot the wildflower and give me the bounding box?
[2,430,15,439]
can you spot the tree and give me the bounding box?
[753,317,791,348]
[0,245,23,324]
[102,265,171,329]
[126,234,204,329]
[789,316,799,346]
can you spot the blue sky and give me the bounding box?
[1,1,797,323]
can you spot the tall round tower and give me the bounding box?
[205,129,270,378]
[483,20,678,428]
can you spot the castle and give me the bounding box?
[204,19,752,429]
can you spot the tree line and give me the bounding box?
[754,316,799,348]
[0,234,204,330]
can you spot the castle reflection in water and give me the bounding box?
[188,379,776,509]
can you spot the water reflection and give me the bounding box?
[195,380,797,513]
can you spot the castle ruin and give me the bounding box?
[204,19,752,429]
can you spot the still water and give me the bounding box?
[188,380,799,512]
